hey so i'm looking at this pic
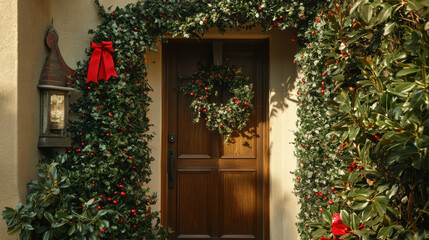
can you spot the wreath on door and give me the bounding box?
[179,63,254,142]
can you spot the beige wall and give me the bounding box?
[17,0,52,201]
[0,0,53,239]
[1,1,300,239]
[0,0,19,239]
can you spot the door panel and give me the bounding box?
[164,39,267,240]
[221,171,257,236]
[177,172,210,235]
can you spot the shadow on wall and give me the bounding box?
[269,74,298,119]
[267,32,300,239]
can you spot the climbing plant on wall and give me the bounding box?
[292,3,347,240]
[2,0,334,239]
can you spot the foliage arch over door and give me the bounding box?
[2,0,339,239]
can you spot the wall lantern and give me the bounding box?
[38,27,76,148]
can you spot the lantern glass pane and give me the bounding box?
[49,94,65,131]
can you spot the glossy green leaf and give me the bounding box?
[341,210,350,227]
[44,212,54,224]
[407,0,424,10]
[377,225,394,239]
[352,201,370,211]
[362,4,373,23]
[383,22,396,35]
[68,225,76,236]
[397,68,420,77]
[373,195,389,216]
[42,230,52,240]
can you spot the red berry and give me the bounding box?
[330,186,335,191]
[319,207,323,212]
[297,177,301,180]
[92,184,95,187]
[119,184,124,188]
[120,192,126,196]
[321,89,325,94]
[322,72,326,77]
[374,135,380,140]
[113,200,118,204]
[100,228,104,233]
[190,93,194,96]
[328,200,334,205]
[97,206,102,210]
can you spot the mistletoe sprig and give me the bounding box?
[180,63,254,142]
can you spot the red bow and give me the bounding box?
[331,213,351,236]
[87,41,118,83]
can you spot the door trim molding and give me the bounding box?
[161,39,270,240]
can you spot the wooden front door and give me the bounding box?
[162,39,268,240]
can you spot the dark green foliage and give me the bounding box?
[309,1,429,239]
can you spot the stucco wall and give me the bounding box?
[0,0,19,239]
[0,0,53,239]
[17,0,53,201]
[2,1,300,239]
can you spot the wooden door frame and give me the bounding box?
[160,39,270,239]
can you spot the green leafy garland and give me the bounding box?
[1,0,334,239]
[179,63,254,141]
[292,4,346,240]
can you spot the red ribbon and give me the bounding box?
[87,41,118,83]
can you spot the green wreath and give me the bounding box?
[179,63,254,142]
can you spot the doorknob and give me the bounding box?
[167,149,175,189]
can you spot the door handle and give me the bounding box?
[167,149,175,189]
